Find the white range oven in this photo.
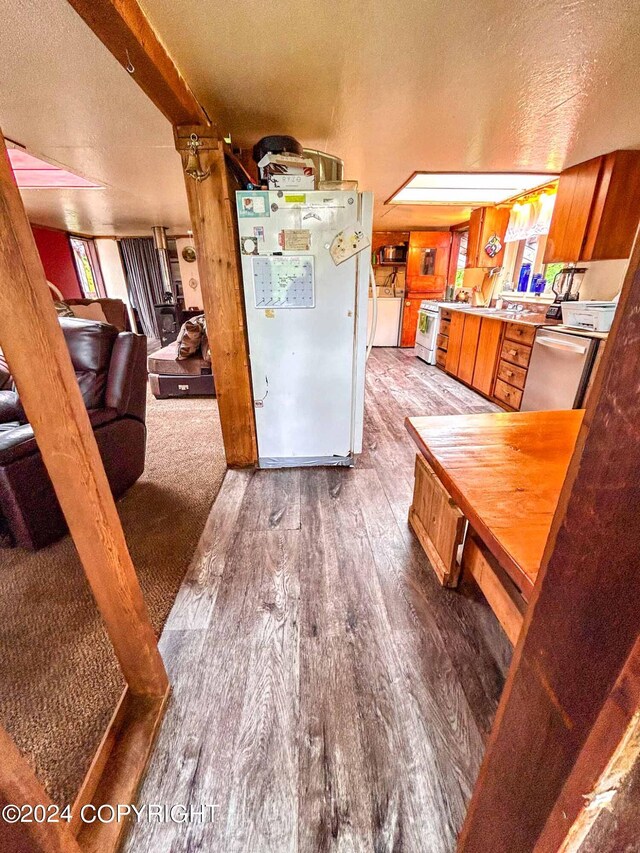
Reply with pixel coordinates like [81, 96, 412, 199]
[415, 301, 446, 364]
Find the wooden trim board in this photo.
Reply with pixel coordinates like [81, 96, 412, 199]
[75, 688, 170, 853]
[462, 532, 525, 646]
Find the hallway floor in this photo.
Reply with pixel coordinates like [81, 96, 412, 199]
[124, 348, 508, 853]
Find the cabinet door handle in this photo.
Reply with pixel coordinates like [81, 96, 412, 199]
[508, 348, 518, 356]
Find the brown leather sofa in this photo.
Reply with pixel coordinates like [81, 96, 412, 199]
[65, 297, 132, 332]
[0, 317, 147, 549]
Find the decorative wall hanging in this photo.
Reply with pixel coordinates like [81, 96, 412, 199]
[184, 134, 210, 182]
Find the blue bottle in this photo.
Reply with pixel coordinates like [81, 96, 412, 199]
[518, 263, 531, 292]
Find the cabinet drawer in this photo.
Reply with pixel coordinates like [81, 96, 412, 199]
[436, 348, 447, 368]
[501, 339, 532, 369]
[439, 317, 451, 336]
[504, 322, 536, 346]
[497, 359, 527, 391]
[440, 309, 452, 321]
[436, 332, 449, 350]
[494, 378, 523, 410]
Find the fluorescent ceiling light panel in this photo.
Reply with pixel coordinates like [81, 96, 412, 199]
[388, 172, 556, 205]
[7, 148, 101, 189]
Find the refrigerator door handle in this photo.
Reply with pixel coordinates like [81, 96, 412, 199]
[536, 337, 589, 355]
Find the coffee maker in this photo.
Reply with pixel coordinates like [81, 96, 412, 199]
[545, 265, 587, 320]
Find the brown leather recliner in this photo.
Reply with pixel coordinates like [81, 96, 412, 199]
[0, 317, 147, 550]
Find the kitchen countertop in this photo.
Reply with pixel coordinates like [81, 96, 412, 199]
[442, 304, 561, 327]
[406, 409, 584, 598]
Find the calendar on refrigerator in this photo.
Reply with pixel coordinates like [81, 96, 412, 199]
[252, 255, 315, 308]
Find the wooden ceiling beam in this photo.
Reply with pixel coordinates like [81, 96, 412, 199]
[66, 0, 210, 127]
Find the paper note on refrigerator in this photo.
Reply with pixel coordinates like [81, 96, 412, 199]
[329, 222, 370, 265]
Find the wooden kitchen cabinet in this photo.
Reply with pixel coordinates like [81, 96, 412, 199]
[472, 317, 503, 396]
[466, 206, 510, 269]
[444, 311, 465, 374]
[406, 231, 451, 295]
[544, 149, 640, 262]
[458, 314, 481, 384]
[400, 292, 432, 347]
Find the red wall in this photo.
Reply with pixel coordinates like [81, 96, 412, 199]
[30, 225, 82, 299]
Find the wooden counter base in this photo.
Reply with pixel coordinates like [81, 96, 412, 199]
[408, 454, 465, 587]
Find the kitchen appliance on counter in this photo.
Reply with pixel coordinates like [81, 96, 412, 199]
[378, 244, 407, 264]
[237, 189, 373, 467]
[561, 300, 617, 332]
[520, 327, 598, 411]
[545, 265, 587, 320]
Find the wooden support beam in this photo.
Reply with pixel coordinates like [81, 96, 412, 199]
[536, 636, 640, 851]
[175, 124, 258, 467]
[0, 725, 81, 853]
[0, 129, 168, 698]
[459, 228, 640, 851]
[66, 0, 209, 126]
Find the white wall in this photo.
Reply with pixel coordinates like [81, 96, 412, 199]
[176, 237, 203, 310]
[95, 238, 137, 330]
[579, 259, 628, 301]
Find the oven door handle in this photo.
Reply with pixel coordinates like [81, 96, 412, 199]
[536, 337, 588, 355]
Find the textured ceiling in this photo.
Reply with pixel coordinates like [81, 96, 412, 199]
[3, 0, 640, 235]
[0, 0, 189, 235]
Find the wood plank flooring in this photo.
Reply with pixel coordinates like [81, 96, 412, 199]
[124, 348, 509, 853]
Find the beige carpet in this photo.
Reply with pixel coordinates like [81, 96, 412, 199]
[0, 389, 226, 805]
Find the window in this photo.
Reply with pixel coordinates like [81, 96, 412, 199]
[70, 236, 105, 298]
[454, 231, 468, 288]
[500, 234, 560, 296]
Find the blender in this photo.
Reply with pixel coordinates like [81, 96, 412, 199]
[545, 264, 587, 320]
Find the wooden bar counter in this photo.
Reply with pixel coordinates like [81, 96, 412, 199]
[406, 410, 583, 640]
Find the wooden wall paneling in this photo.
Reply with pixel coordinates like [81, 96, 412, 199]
[458, 227, 640, 852]
[457, 313, 481, 385]
[174, 125, 258, 467]
[0, 724, 82, 853]
[445, 311, 465, 375]
[472, 317, 502, 396]
[0, 127, 169, 851]
[66, 0, 208, 125]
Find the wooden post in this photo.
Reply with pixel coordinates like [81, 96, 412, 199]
[459, 229, 640, 851]
[174, 124, 258, 467]
[0, 129, 167, 699]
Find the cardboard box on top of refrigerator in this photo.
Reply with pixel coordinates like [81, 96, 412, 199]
[257, 152, 315, 190]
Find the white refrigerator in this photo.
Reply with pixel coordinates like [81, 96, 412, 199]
[236, 189, 373, 468]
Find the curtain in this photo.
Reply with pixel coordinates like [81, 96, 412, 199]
[505, 191, 556, 243]
[119, 238, 165, 337]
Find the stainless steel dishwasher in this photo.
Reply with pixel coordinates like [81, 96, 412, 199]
[520, 328, 598, 411]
